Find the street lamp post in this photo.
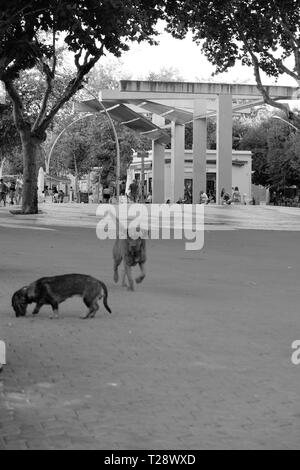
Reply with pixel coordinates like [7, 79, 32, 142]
[45, 88, 121, 204]
[82, 87, 121, 203]
[46, 113, 94, 174]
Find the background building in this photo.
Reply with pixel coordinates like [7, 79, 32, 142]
[129, 149, 252, 203]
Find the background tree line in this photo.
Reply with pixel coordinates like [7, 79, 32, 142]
[2, 61, 300, 192]
[2, 1, 300, 212]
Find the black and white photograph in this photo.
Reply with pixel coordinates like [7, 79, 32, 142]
[0, 0, 300, 452]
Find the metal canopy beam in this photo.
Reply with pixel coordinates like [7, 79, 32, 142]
[74, 99, 171, 145]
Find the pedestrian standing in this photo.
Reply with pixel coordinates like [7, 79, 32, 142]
[129, 178, 139, 203]
[103, 186, 110, 203]
[9, 180, 16, 205]
[0, 179, 8, 207]
[232, 187, 242, 204]
[58, 189, 64, 203]
[52, 186, 58, 203]
[15, 182, 22, 205]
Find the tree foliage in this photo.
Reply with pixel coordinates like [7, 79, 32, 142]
[239, 109, 300, 187]
[87, 58, 132, 91]
[165, 0, 300, 128]
[1, 0, 168, 136]
[146, 66, 184, 82]
[0, 0, 169, 212]
[48, 110, 151, 184]
[239, 118, 271, 186]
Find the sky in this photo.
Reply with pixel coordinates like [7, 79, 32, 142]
[104, 24, 296, 88]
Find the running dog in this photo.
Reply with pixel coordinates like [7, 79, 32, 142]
[113, 235, 146, 291]
[12, 274, 112, 319]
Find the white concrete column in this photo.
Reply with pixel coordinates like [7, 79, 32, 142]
[0, 340, 6, 367]
[152, 115, 165, 204]
[193, 100, 207, 204]
[216, 94, 233, 204]
[171, 122, 185, 203]
[38, 167, 45, 202]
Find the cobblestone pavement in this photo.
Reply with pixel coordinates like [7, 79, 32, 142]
[0, 205, 300, 449]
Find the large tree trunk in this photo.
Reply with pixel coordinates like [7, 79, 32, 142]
[20, 130, 40, 214]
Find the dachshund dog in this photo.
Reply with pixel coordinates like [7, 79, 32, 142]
[12, 274, 111, 319]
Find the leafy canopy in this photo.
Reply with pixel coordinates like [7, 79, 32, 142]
[1, 0, 167, 81]
[0, 0, 168, 140]
[165, 0, 300, 124]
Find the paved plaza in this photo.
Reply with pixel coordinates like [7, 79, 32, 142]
[0, 204, 300, 449]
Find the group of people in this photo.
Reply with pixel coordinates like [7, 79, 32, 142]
[199, 191, 216, 205]
[127, 178, 152, 203]
[270, 191, 300, 208]
[51, 187, 65, 203]
[42, 187, 65, 203]
[221, 187, 244, 205]
[0, 179, 22, 207]
[198, 187, 244, 205]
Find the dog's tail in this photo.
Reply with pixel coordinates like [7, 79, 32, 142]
[101, 282, 112, 314]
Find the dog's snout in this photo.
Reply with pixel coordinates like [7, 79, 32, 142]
[12, 291, 28, 317]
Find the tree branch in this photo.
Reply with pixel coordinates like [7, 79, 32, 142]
[264, 50, 299, 81]
[74, 47, 84, 69]
[228, 8, 298, 123]
[250, 50, 290, 113]
[294, 48, 300, 79]
[2, 78, 28, 132]
[249, 50, 300, 128]
[32, 29, 57, 132]
[32, 62, 54, 132]
[36, 48, 104, 137]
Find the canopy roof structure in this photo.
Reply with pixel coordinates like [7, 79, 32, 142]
[75, 80, 299, 204]
[75, 80, 298, 145]
[74, 98, 171, 145]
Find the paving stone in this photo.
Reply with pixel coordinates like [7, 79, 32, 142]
[1, 206, 300, 449]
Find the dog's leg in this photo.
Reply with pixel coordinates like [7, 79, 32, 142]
[88, 299, 100, 319]
[113, 260, 119, 283]
[122, 269, 128, 288]
[32, 301, 44, 315]
[81, 297, 99, 319]
[49, 302, 59, 319]
[42, 284, 59, 319]
[136, 262, 146, 284]
[124, 264, 134, 291]
[113, 242, 122, 283]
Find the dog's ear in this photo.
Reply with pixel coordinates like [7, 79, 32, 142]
[12, 289, 28, 317]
